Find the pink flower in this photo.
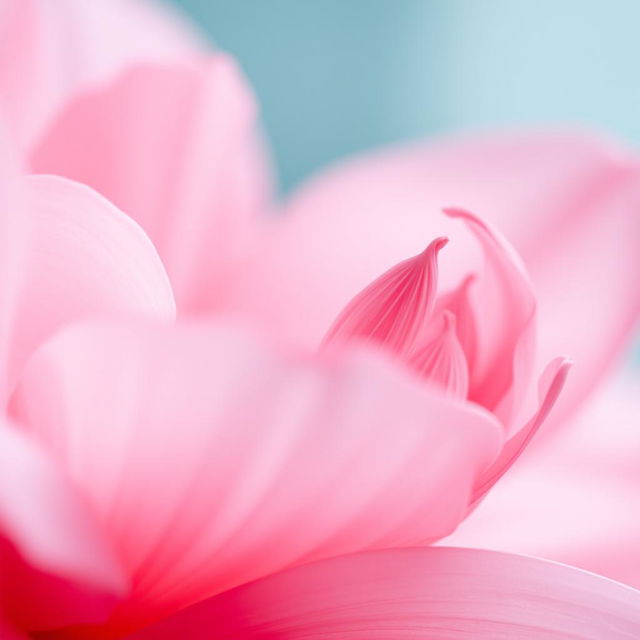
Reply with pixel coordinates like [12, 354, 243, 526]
[23, 53, 640, 432]
[231, 129, 640, 433]
[0, 132, 543, 631]
[0, 1, 639, 638]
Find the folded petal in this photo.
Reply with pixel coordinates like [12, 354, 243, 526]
[443, 207, 536, 426]
[0, 0, 203, 151]
[11, 320, 501, 633]
[129, 547, 640, 639]
[29, 56, 272, 314]
[409, 311, 469, 398]
[324, 237, 447, 356]
[470, 356, 571, 505]
[229, 179, 480, 352]
[233, 130, 640, 430]
[3, 175, 175, 398]
[446, 370, 640, 589]
[0, 422, 126, 632]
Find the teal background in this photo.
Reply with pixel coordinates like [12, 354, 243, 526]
[171, 0, 640, 192]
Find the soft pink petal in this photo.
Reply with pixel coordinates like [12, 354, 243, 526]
[232, 130, 640, 430]
[11, 320, 501, 633]
[4, 175, 175, 398]
[470, 356, 571, 505]
[409, 311, 469, 398]
[0, 422, 127, 632]
[0, 124, 23, 397]
[443, 207, 537, 427]
[0, 0, 204, 152]
[446, 370, 640, 589]
[324, 237, 447, 356]
[431, 274, 478, 368]
[29, 56, 272, 314]
[130, 547, 640, 639]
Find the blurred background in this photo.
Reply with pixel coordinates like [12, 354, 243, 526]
[171, 0, 640, 192]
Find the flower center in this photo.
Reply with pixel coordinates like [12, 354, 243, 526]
[324, 237, 476, 399]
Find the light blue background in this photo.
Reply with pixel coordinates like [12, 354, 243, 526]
[172, 0, 640, 191]
[172, 0, 639, 361]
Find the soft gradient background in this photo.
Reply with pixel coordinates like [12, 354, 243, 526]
[171, 0, 640, 192]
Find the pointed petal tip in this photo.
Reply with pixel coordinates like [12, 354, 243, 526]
[417, 235, 448, 263]
[559, 357, 574, 374]
[462, 272, 478, 288]
[442, 206, 466, 216]
[429, 235, 449, 252]
[443, 206, 490, 231]
[442, 205, 473, 219]
[559, 356, 574, 369]
[324, 235, 448, 355]
[540, 356, 573, 404]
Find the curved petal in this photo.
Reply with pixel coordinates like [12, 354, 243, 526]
[0, 0, 204, 152]
[11, 320, 501, 633]
[29, 56, 272, 314]
[129, 547, 640, 639]
[0, 124, 23, 397]
[323, 237, 447, 356]
[470, 356, 571, 505]
[410, 311, 470, 399]
[3, 174, 175, 399]
[232, 130, 640, 430]
[443, 207, 537, 426]
[446, 370, 640, 590]
[0, 422, 127, 632]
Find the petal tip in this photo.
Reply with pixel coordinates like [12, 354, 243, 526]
[442, 206, 488, 230]
[419, 235, 448, 261]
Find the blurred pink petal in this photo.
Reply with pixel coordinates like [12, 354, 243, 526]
[3, 175, 175, 398]
[470, 356, 571, 505]
[0, 0, 203, 151]
[232, 130, 640, 431]
[129, 547, 640, 639]
[29, 56, 271, 314]
[444, 370, 640, 589]
[0, 422, 127, 633]
[11, 320, 501, 632]
[0, 124, 24, 396]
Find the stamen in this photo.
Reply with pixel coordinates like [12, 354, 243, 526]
[324, 237, 447, 356]
[409, 311, 469, 399]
